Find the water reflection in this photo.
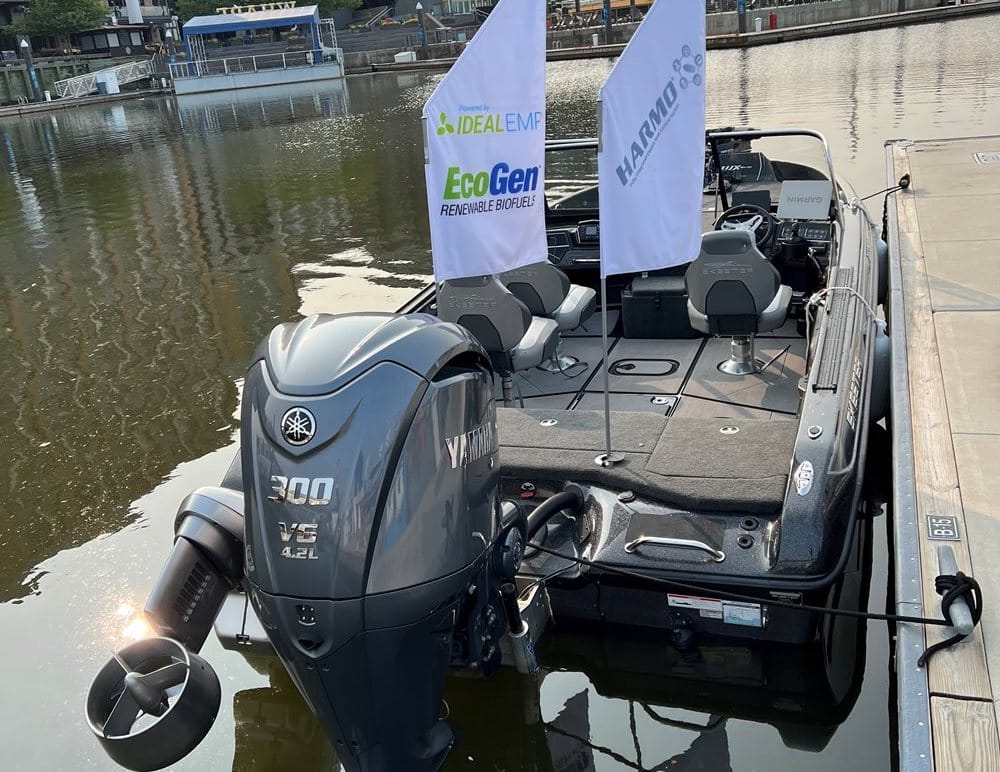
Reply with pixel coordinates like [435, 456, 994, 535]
[438, 614, 868, 771]
[0, 75, 433, 604]
[0, 14, 998, 772]
[231, 658, 340, 772]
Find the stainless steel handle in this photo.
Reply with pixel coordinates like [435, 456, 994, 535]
[624, 536, 726, 563]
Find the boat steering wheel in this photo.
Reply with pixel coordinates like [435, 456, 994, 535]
[714, 204, 778, 252]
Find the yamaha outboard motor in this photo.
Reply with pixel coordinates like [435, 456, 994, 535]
[87, 313, 526, 772]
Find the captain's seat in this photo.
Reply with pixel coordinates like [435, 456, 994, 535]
[685, 230, 792, 376]
[438, 276, 559, 404]
[499, 261, 596, 372]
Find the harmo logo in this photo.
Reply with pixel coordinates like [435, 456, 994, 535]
[616, 44, 704, 187]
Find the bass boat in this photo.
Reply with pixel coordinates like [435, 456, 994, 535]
[84, 128, 891, 772]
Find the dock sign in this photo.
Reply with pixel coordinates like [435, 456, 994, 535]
[927, 515, 961, 541]
[423, 0, 547, 281]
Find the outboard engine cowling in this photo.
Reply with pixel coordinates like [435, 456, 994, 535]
[241, 312, 506, 772]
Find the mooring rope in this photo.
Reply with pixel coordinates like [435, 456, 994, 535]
[916, 572, 983, 668]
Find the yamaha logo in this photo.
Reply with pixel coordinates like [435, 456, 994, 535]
[281, 407, 316, 446]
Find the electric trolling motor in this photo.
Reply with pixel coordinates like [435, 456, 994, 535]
[85, 312, 531, 772]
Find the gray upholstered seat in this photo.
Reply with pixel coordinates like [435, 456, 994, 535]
[685, 230, 792, 375]
[438, 276, 559, 402]
[499, 262, 597, 332]
[498, 262, 596, 372]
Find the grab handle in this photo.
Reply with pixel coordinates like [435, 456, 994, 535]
[623, 536, 726, 563]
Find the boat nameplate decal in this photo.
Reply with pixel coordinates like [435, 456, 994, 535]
[722, 601, 763, 628]
[793, 460, 814, 496]
[926, 515, 960, 541]
[668, 594, 762, 627]
[845, 355, 864, 430]
[973, 151, 1000, 165]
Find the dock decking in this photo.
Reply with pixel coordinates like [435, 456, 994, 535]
[887, 136, 1000, 771]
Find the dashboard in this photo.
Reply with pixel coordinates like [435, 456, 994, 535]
[547, 217, 835, 273]
[546, 222, 601, 269]
[776, 220, 833, 249]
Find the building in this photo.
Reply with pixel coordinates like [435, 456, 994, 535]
[0, 0, 26, 54]
[72, 1, 176, 57]
[1, 0, 176, 57]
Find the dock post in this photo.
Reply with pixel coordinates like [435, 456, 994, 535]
[937, 545, 974, 637]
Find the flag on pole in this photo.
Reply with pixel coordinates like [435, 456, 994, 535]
[598, 0, 706, 277]
[423, 0, 547, 281]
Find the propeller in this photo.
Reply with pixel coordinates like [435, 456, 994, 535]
[86, 637, 221, 772]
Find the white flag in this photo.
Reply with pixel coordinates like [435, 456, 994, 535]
[423, 0, 547, 281]
[598, 0, 706, 277]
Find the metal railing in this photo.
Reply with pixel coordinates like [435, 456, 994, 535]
[169, 48, 340, 80]
[53, 58, 152, 98]
[365, 7, 392, 28]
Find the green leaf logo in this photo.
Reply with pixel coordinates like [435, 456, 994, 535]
[437, 112, 454, 136]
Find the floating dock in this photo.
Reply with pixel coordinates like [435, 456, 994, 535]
[886, 136, 1000, 770]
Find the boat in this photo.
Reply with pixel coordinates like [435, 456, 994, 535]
[82, 0, 897, 768]
[83, 126, 890, 772]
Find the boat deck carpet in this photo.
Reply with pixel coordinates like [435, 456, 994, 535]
[497, 408, 796, 514]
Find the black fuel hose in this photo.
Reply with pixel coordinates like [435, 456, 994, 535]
[525, 485, 585, 542]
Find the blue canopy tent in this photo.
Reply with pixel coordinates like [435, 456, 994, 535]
[181, 5, 323, 67]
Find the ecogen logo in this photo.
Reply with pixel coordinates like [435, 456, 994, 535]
[443, 162, 539, 199]
[438, 161, 540, 217]
[435, 104, 543, 137]
[615, 45, 704, 187]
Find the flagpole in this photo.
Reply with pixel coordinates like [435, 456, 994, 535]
[595, 103, 623, 469]
[595, 275, 623, 468]
[422, 113, 441, 310]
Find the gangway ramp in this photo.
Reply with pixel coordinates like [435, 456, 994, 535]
[53, 59, 153, 99]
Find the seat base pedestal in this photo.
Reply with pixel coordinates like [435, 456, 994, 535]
[501, 371, 515, 407]
[717, 335, 789, 377]
[537, 339, 587, 374]
[718, 335, 763, 376]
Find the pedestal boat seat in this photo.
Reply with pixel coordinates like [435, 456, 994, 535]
[685, 230, 793, 375]
[499, 261, 597, 372]
[438, 275, 559, 403]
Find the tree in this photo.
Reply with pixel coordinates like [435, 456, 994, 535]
[7, 0, 107, 39]
[313, 0, 363, 16]
[175, 0, 222, 24]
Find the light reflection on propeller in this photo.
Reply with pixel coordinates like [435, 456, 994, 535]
[114, 600, 156, 643]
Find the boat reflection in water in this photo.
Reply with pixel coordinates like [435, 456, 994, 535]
[224, 510, 868, 772]
[230, 657, 340, 772]
[442, 571, 868, 771]
[174, 79, 351, 136]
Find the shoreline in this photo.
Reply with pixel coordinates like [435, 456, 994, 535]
[0, 86, 170, 118]
[1, 1, 995, 115]
[358, 0, 1000, 74]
